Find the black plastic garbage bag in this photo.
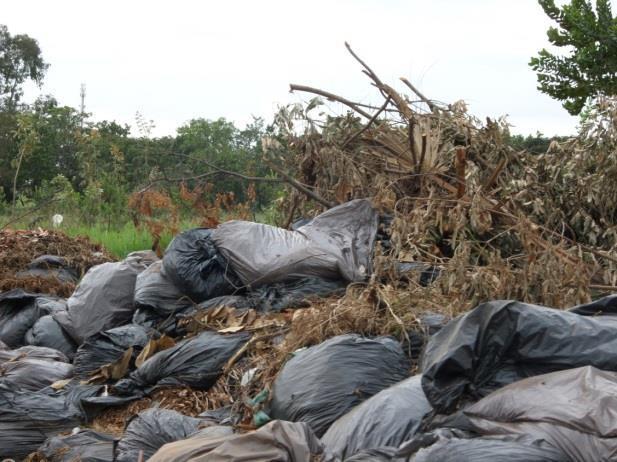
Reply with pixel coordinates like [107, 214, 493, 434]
[73, 324, 150, 380]
[36, 429, 116, 462]
[0, 345, 68, 363]
[16, 255, 79, 283]
[59, 254, 153, 344]
[269, 334, 410, 437]
[162, 228, 242, 303]
[409, 436, 566, 462]
[115, 408, 204, 462]
[115, 331, 250, 393]
[0, 289, 41, 347]
[134, 260, 194, 315]
[0, 384, 83, 459]
[61, 381, 143, 422]
[322, 375, 432, 460]
[25, 314, 77, 359]
[421, 300, 617, 412]
[197, 295, 255, 311]
[0, 357, 73, 391]
[149, 420, 325, 462]
[212, 199, 379, 287]
[460, 366, 617, 462]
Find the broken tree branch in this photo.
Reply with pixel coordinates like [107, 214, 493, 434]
[289, 84, 372, 119]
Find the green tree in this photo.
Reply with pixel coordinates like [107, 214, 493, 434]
[530, 0, 617, 115]
[0, 24, 48, 111]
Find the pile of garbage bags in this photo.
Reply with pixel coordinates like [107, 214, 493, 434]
[4, 198, 617, 461]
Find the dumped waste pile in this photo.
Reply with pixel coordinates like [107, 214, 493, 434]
[3, 46, 617, 461]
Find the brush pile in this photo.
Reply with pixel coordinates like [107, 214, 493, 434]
[265, 44, 617, 316]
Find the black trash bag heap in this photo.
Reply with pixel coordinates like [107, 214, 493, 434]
[269, 334, 409, 437]
[148, 420, 324, 462]
[421, 299, 617, 412]
[114, 330, 250, 394]
[35, 429, 116, 462]
[162, 228, 243, 303]
[322, 375, 432, 460]
[56, 251, 156, 344]
[73, 324, 151, 380]
[115, 408, 205, 462]
[212, 199, 378, 287]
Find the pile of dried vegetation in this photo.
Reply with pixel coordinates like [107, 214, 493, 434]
[0, 228, 112, 297]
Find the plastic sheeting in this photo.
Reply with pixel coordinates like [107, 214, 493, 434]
[36, 429, 116, 462]
[462, 366, 617, 462]
[115, 408, 203, 462]
[162, 228, 242, 303]
[212, 199, 379, 287]
[421, 299, 617, 412]
[114, 330, 250, 393]
[269, 334, 409, 437]
[149, 420, 325, 462]
[59, 254, 153, 344]
[73, 324, 150, 379]
[322, 375, 432, 460]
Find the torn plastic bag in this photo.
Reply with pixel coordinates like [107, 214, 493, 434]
[162, 228, 242, 303]
[35, 429, 116, 462]
[0, 384, 83, 459]
[73, 324, 150, 380]
[25, 314, 77, 359]
[149, 420, 325, 462]
[134, 260, 194, 316]
[269, 334, 409, 437]
[59, 255, 152, 344]
[322, 375, 432, 460]
[461, 366, 617, 462]
[115, 408, 204, 462]
[421, 300, 617, 412]
[212, 199, 379, 287]
[16, 255, 79, 283]
[114, 331, 250, 394]
[0, 289, 41, 347]
[0, 345, 68, 363]
[0, 357, 73, 391]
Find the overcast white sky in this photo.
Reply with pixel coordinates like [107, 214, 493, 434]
[3, 0, 593, 136]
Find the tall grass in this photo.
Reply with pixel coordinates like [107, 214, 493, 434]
[63, 222, 172, 259]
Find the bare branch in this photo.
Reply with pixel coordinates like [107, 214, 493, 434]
[290, 84, 372, 119]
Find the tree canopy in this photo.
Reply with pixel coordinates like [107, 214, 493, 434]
[530, 0, 617, 115]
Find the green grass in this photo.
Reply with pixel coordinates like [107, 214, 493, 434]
[63, 222, 172, 259]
